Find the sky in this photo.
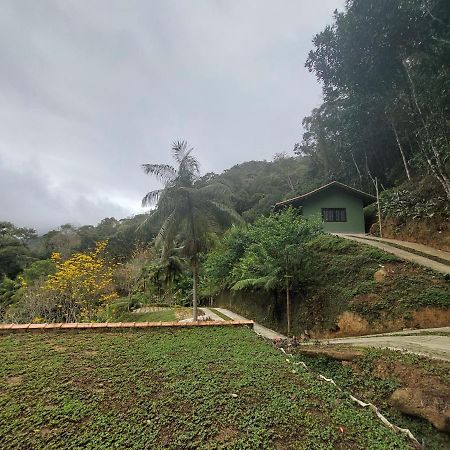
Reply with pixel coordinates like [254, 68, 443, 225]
[0, 0, 343, 233]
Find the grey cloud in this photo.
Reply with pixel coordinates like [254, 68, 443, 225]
[0, 156, 130, 233]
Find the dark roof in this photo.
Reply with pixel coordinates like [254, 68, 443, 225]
[274, 181, 376, 210]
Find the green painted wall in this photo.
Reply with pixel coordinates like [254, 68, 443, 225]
[300, 188, 365, 233]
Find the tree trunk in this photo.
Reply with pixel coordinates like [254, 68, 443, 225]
[390, 119, 411, 181]
[350, 151, 363, 184]
[192, 260, 199, 321]
[375, 177, 383, 238]
[403, 61, 450, 199]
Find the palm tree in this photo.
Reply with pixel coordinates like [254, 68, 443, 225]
[141, 140, 241, 320]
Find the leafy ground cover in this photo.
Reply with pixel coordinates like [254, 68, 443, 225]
[294, 346, 450, 450]
[0, 328, 412, 449]
[116, 308, 178, 322]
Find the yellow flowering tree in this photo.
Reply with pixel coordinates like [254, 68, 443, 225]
[44, 241, 118, 321]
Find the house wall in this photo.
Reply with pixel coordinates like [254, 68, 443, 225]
[301, 189, 365, 233]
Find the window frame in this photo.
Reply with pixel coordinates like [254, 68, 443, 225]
[321, 208, 347, 223]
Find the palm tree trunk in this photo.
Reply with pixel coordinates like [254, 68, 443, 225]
[192, 260, 199, 321]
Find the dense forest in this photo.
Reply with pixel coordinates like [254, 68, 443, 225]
[298, 0, 450, 199]
[1, 0, 449, 324]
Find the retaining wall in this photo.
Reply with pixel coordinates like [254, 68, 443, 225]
[0, 320, 254, 333]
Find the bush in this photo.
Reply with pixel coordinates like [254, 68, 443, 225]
[0, 276, 19, 320]
[5, 280, 62, 323]
[203, 209, 323, 295]
[380, 179, 450, 224]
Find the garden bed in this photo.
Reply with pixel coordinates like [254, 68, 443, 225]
[0, 328, 412, 449]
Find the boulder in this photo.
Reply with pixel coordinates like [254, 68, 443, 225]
[390, 387, 450, 432]
[374, 267, 387, 282]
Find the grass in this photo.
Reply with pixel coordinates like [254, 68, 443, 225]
[0, 328, 411, 449]
[293, 346, 450, 450]
[114, 307, 194, 323]
[116, 309, 177, 322]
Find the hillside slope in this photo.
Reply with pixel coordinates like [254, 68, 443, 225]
[213, 235, 450, 337]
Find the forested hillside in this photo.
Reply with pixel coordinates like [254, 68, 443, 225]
[297, 0, 450, 199]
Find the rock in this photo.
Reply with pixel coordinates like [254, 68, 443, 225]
[390, 388, 450, 432]
[374, 267, 387, 282]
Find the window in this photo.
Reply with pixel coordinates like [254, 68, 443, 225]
[321, 208, 347, 222]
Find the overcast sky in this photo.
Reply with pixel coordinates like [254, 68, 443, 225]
[0, 0, 343, 233]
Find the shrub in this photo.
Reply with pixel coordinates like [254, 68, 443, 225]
[8, 241, 118, 323]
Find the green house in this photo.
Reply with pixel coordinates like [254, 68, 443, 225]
[274, 181, 376, 234]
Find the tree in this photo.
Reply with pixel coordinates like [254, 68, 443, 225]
[230, 209, 323, 335]
[203, 209, 323, 334]
[0, 276, 19, 320]
[141, 140, 241, 320]
[0, 222, 36, 279]
[40, 224, 81, 259]
[43, 241, 118, 321]
[301, 0, 450, 198]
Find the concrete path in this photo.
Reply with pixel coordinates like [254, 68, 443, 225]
[337, 234, 450, 275]
[324, 333, 450, 361]
[215, 308, 287, 340]
[200, 307, 226, 322]
[211, 307, 450, 360]
[333, 326, 450, 337]
[351, 235, 450, 263]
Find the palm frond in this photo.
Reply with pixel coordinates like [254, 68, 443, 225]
[197, 182, 232, 200]
[208, 201, 244, 225]
[137, 195, 175, 231]
[141, 163, 176, 184]
[231, 275, 273, 291]
[263, 275, 279, 290]
[141, 189, 162, 207]
[135, 210, 157, 232]
[181, 151, 200, 176]
[172, 140, 190, 163]
[155, 211, 176, 251]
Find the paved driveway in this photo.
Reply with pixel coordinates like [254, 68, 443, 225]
[324, 329, 450, 361]
[213, 308, 287, 340]
[337, 234, 450, 275]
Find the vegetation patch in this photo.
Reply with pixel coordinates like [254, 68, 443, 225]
[292, 346, 450, 450]
[114, 308, 178, 323]
[210, 234, 450, 336]
[0, 328, 412, 449]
